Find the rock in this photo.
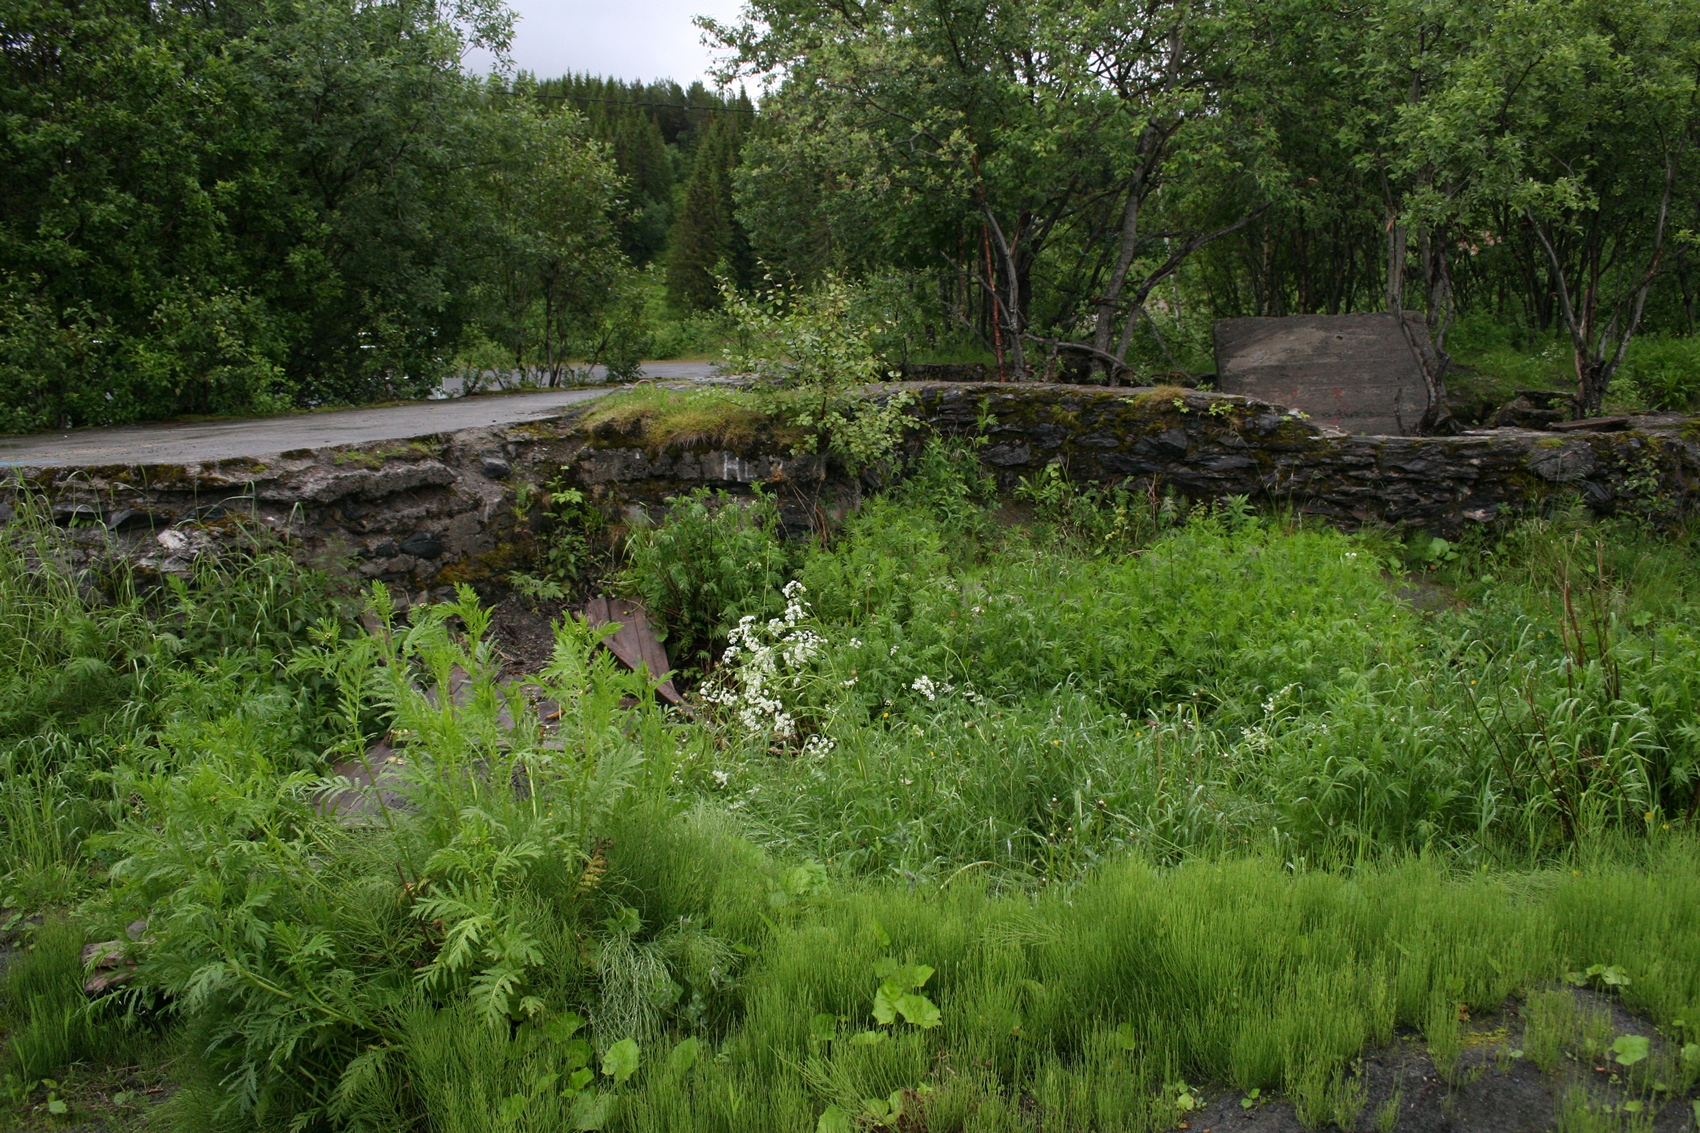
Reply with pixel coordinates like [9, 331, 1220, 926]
[1527, 443, 1598, 483]
[1491, 389, 1572, 429]
[982, 442, 1032, 466]
[52, 502, 102, 526]
[480, 453, 512, 479]
[105, 508, 156, 531]
[399, 530, 445, 559]
[1134, 427, 1190, 458]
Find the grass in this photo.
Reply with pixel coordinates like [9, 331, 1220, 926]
[4, 451, 1700, 1130]
[576, 385, 793, 451]
[1447, 316, 1700, 414]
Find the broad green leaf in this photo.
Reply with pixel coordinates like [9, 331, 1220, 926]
[602, 1037, 640, 1083]
[872, 980, 901, 1025]
[900, 964, 934, 991]
[895, 991, 942, 1029]
[1611, 1034, 1650, 1066]
[817, 1104, 852, 1133]
[1113, 1022, 1138, 1051]
[571, 1090, 615, 1131]
[668, 1037, 701, 1074]
[548, 1013, 587, 1043]
[809, 1012, 839, 1042]
[559, 1038, 592, 1071]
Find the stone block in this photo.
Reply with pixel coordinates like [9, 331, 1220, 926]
[1213, 313, 1431, 435]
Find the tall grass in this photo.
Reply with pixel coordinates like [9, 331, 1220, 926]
[0, 496, 345, 909]
[689, 487, 1700, 877]
[612, 847, 1700, 1132]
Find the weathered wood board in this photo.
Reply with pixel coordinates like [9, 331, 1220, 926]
[585, 595, 683, 705]
[1213, 313, 1432, 436]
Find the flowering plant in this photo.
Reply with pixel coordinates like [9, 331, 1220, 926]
[702, 581, 836, 750]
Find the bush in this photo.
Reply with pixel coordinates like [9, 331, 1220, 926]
[1616, 334, 1700, 410]
[617, 489, 793, 674]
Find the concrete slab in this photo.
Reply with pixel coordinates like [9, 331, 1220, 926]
[1213, 313, 1432, 435]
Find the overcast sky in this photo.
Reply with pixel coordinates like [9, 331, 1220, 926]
[490, 0, 749, 87]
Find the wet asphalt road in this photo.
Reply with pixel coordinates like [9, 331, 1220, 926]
[0, 362, 721, 467]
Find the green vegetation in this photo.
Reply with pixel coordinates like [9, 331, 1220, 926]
[12, 0, 1700, 433]
[4, 451, 1700, 1128]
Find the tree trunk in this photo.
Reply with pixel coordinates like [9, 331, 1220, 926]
[1415, 226, 1457, 434]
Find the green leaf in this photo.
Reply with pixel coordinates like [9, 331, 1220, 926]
[900, 963, 934, 991]
[547, 1012, 587, 1043]
[47, 1097, 68, 1116]
[872, 979, 900, 1025]
[604, 906, 641, 935]
[601, 1038, 640, 1084]
[816, 1104, 853, 1133]
[570, 1090, 616, 1131]
[668, 1037, 701, 1075]
[560, 1038, 593, 1071]
[894, 991, 942, 1029]
[849, 1029, 888, 1045]
[809, 1012, 839, 1042]
[1113, 1022, 1138, 1052]
[1611, 1034, 1650, 1066]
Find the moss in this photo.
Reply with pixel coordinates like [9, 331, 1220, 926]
[105, 464, 194, 489]
[1123, 385, 1196, 409]
[436, 540, 532, 587]
[331, 440, 441, 470]
[578, 386, 807, 454]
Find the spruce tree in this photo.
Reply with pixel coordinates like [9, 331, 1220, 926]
[612, 111, 673, 263]
[665, 113, 750, 311]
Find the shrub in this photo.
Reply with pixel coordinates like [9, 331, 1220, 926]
[618, 489, 793, 674]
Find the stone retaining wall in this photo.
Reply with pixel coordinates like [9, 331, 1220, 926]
[918, 383, 1700, 530]
[4, 383, 1696, 596]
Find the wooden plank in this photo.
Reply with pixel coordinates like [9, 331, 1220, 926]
[585, 595, 682, 704]
[1549, 416, 1630, 433]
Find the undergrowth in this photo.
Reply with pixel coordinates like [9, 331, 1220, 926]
[3, 451, 1700, 1130]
